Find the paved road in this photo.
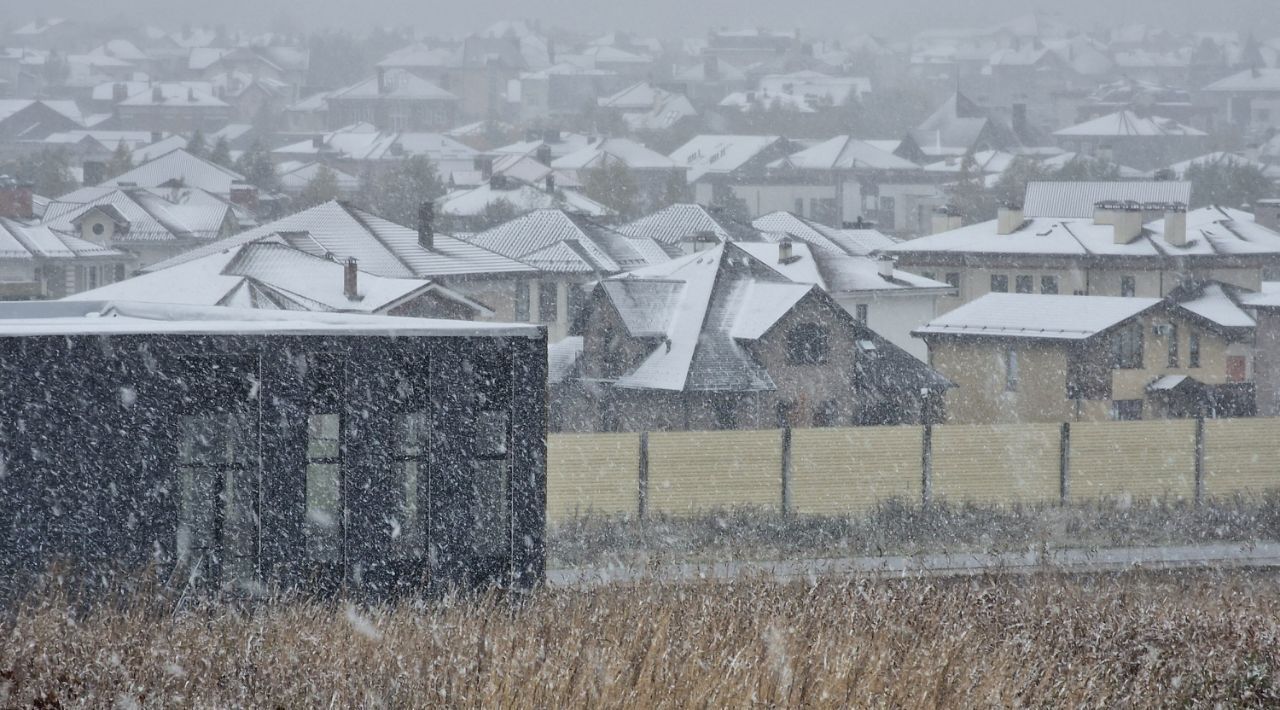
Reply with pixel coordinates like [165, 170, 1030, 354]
[547, 541, 1280, 587]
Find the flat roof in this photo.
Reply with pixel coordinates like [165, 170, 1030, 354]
[0, 301, 544, 338]
[914, 293, 1161, 340]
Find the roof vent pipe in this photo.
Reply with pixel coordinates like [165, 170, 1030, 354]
[876, 254, 895, 279]
[344, 257, 358, 299]
[418, 201, 435, 250]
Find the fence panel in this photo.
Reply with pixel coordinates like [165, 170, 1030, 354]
[790, 426, 923, 514]
[647, 430, 783, 514]
[1204, 417, 1280, 498]
[1068, 420, 1196, 502]
[932, 423, 1061, 505]
[546, 433, 640, 523]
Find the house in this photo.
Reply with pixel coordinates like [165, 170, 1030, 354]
[597, 82, 698, 132]
[671, 56, 750, 106]
[324, 69, 458, 131]
[915, 290, 1257, 424]
[41, 186, 244, 269]
[887, 187, 1280, 314]
[100, 149, 248, 198]
[67, 239, 489, 320]
[751, 211, 953, 360]
[113, 83, 234, 134]
[1052, 110, 1210, 171]
[438, 174, 613, 230]
[552, 240, 948, 432]
[517, 63, 619, 123]
[276, 161, 361, 199]
[1204, 68, 1280, 136]
[376, 43, 455, 85]
[270, 124, 479, 179]
[0, 100, 83, 145]
[1245, 285, 1280, 416]
[462, 208, 670, 340]
[0, 181, 130, 298]
[750, 135, 943, 236]
[140, 200, 537, 326]
[895, 91, 1047, 162]
[668, 134, 798, 207]
[616, 202, 768, 255]
[0, 300, 546, 599]
[551, 138, 684, 212]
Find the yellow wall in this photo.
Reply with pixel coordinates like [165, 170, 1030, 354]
[647, 430, 784, 514]
[1068, 420, 1196, 502]
[546, 433, 640, 522]
[931, 423, 1062, 504]
[1203, 418, 1280, 497]
[789, 426, 923, 514]
[933, 340, 1076, 424]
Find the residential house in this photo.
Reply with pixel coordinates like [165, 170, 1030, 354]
[915, 289, 1257, 424]
[551, 138, 684, 213]
[887, 193, 1280, 315]
[1052, 110, 1210, 171]
[517, 63, 619, 123]
[894, 91, 1048, 163]
[376, 43, 455, 85]
[1204, 68, 1280, 137]
[100, 149, 248, 199]
[462, 208, 670, 340]
[438, 174, 614, 231]
[113, 83, 234, 134]
[668, 134, 798, 207]
[671, 56, 750, 106]
[271, 123, 479, 180]
[1245, 285, 1280, 416]
[324, 69, 458, 131]
[616, 202, 768, 255]
[596, 81, 698, 132]
[752, 210, 953, 360]
[552, 240, 948, 432]
[0, 100, 83, 148]
[41, 186, 243, 269]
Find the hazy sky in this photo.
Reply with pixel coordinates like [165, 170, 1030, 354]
[20, 0, 1280, 38]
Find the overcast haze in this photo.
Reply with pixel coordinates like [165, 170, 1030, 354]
[25, 0, 1280, 36]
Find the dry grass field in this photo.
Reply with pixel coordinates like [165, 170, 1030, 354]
[3, 570, 1279, 707]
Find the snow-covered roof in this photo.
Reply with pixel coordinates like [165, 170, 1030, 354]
[1171, 281, 1256, 329]
[551, 138, 676, 170]
[115, 83, 228, 108]
[1023, 181, 1192, 218]
[548, 335, 583, 384]
[273, 125, 477, 164]
[668, 135, 785, 182]
[328, 69, 456, 102]
[0, 217, 124, 260]
[439, 180, 612, 218]
[1163, 152, 1280, 179]
[1053, 110, 1206, 137]
[617, 203, 766, 245]
[143, 200, 534, 279]
[377, 43, 456, 69]
[915, 293, 1161, 340]
[771, 135, 919, 171]
[0, 300, 535, 338]
[751, 211, 898, 256]
[102, 149, 245, 196]
[1204, 68, 1280, 93]
[42, 188, 233, 243]
[465, 209, 668, 273]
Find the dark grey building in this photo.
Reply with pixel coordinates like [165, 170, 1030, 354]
[0, 301, 546, 602]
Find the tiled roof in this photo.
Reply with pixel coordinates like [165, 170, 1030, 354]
[617, 203, 766, 245]
[103, 149, 245, 195]
[465, 209, 668, 274]
[42, 189, 232, 243]
[0, 217, 124, 260]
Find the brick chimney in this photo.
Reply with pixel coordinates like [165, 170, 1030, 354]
[229, 181, 259, 211]
[418, 201, 435, 250]
[344, 257, 359, 299]
[0, 178, 34, 219]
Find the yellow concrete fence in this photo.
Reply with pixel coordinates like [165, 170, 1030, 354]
[545, 418, 1280, 524]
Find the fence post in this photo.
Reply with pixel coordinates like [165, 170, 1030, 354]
[780, 427, 793, 515]
[1194, 417, 1205, 506]
[1059, 422, 1071, 505]
[637, 431, 649, 519]
[921, 424, 933, 507]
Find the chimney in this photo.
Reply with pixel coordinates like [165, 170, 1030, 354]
[996, 202, 1024, 235]
[418, 201, 435, 250]
[229, 181, 259, 211]
[0, 178, 34, 219]
[112, 82, 128, 103]
[344, 257, 359, 299]
[545, 173, 556, 194]
[475, 154, 494, 179]
[703, 54, 719, 80]
[931, 205, 963, 234]
[1163, 202, 1188, 247]
[1255, 198, 1280, 232]
[377, 67, 388, 95]
[777, 238, 793, 262]
[1096, 201, 1144, 244]
[876, 254, 895, 279]
[535, 143, 553, 165]
[150, 131, 162, 145]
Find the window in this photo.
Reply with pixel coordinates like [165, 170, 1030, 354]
[514, 281, 530, 321]
[1112, 400, 1144, 421]
[471, 409, 511, 557]
[391, 412, 429, 557]
[1040, 275, 1058, 294]
[1189, 331, 1200, 368]
[1111, 322, 1144, 369]
[1015, 275, 1033, 293]
[1227, 356, 1247, 383]
[945, 272, 961, 289]
[175, 410, 255, 586]
[1005, 348, 1019, 392]
[855, 304, 868, 324]
[91, 222, 105, 236]
[88, 267, 98, 290]
[1120, 275, 1136, 297]
[786, 323, 830, 365]
[990, 274, 1009, 293]
[306, 412, 342, 562]
[538, 281, 558, 322]
[1166, 323, 1179, 368]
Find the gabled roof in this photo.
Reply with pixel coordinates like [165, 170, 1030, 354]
[1023, 181, 1192, 218]
[66, 240, 474, 315]
[102, 149, 245, 196]
[465, 209, 668, 274]
[42, 188, 234, 243]
[668, 134, 787, 181]
[376, 43, 456, 69]
[551, 138, 677, 170]
[617, 203, 767, 245]
[908, 91, 1019, 157]
[1053, 110, 1206, 137]
[915, 293, 1162, 340]
[438, 180, 613, 218]
[751, 211, 898, 256]
[0, 217, 124, 260]
[329, 69, 456, 101]
[142, 201, 534, 279]
[771, 135, 919, 171]
[1167, 280, 1256, 330]
[1204, 68, 1280, 92]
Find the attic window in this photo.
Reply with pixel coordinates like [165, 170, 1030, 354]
[92, 223, 105, 236]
